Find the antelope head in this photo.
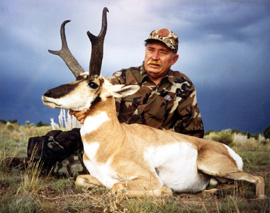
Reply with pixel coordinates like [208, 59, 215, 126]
[42, 7, 139, 112]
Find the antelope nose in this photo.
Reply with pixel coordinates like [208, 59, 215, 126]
[44, 91, 51, 96]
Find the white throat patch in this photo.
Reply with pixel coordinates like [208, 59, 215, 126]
[80, 111, 110, 137]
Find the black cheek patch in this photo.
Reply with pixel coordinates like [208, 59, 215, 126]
[91, 96, 101, 106]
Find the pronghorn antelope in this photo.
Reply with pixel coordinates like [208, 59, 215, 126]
[42, 8, 265, 198]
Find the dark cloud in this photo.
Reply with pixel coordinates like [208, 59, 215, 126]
[151, 1, 270, 45]
[197, 79, 270, 132]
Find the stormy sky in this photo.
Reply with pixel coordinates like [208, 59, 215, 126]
[0, 0, 269, 133]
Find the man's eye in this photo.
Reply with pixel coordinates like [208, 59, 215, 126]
[88, 81, 98, 89]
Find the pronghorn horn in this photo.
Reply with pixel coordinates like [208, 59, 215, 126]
[48, 20, 85, 79]
[87, 7, 109, 77]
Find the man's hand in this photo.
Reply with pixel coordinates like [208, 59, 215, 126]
[69, 109, 88, 124]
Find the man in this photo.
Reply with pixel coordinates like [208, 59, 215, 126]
[8, 28, 204, 176]
[71, 28, 203, 137]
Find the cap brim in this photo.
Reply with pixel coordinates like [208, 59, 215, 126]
[145, 39, 176, 52]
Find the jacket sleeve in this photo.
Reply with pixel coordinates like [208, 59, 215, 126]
[108, 70, 126, 84]
[174, 88, 204, 138]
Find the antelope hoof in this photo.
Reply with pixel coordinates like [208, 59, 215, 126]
[160, 186, 173, 196]
[257, 195, 266, 200]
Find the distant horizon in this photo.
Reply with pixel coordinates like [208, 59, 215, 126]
[1, 114, 269, 134]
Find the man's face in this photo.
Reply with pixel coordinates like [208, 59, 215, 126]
[144, 42, 179, 84]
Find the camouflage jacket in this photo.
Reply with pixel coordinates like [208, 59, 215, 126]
[109, 64, 204, 138]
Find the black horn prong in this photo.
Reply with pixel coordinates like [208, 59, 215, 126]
[88, 7, 109, 77]
[48, 20, 85, 79]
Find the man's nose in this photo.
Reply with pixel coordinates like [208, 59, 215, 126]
[151, 51, 160, 60]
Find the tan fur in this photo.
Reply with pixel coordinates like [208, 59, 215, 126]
[79, 93, 265, 198]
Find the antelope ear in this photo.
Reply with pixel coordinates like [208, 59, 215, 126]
[111, 84, 140, 98]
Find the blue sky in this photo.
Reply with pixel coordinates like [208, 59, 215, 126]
[0, 0, 269, 133]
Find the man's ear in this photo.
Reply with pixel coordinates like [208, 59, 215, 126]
[111, 85, 140, 98]
[172, 54, 179, 65]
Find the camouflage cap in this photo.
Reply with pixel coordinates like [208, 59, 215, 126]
[145, 29, 179, 53]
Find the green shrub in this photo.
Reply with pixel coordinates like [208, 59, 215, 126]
[210, 131, 233, 145]
[204, 130, 216, 136]
[264, 125, 270, 139]
[36, 121, 49, 127]
[0, 119, 7, 124]
[6, 123, 16, 131]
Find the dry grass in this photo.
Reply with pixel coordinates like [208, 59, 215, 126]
[0, 124, 269, 212]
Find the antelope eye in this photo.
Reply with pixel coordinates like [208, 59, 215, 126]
[88, 81, 98, 89]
